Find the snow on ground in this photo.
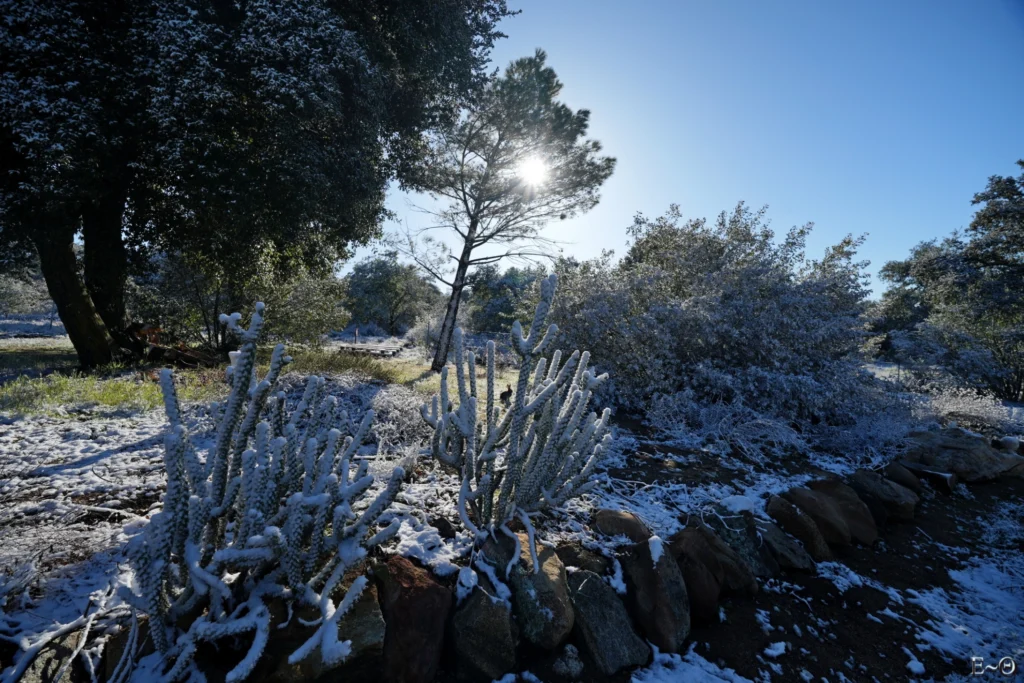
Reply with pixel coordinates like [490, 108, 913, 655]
[631, 645, 752, 682]
[906, 500, 1024, 667]
[2, 369, 1023, 681]
[0, 315, 65, 338]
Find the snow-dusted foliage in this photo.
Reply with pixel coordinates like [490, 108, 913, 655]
[371, 385, 436, 452]
[120, 304, 404, 682]
[549, 204, 912, 462]
[421, 274, 612, 558]
[552, 206, 888, 446]
[876, 161, 1024, 402]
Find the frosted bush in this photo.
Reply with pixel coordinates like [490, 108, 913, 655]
[421, 274, 612, 562]
[553, 205, 879, 427]
[119, 304, 405, 682]
[916, 386, 1023, 433]
[406, 297, 472, 353]
[371, 384, 436, 451]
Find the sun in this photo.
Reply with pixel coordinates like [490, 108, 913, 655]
[516, 156, 548, 187]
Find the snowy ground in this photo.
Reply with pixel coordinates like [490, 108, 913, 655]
[1, 370, 1022, 682]
[0, 315, 65, 339]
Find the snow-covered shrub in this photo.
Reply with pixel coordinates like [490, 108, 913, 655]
[421, 274, 612, 560]
[344, 252, 440, 336]
[877, 163, 1024, 402]
[371, 384, 436, 451]
[915, 385, 1023, 434]
[120, 304, 404, 682]
[406, 296, 473, 352]
[129, 252, 348, 351]
[553, 205, 875, 420]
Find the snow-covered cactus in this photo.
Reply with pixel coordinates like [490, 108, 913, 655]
[422, 274, 612, 562]
[120, 304, 404, 683]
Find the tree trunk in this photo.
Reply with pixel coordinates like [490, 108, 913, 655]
[82, 184, 141, 355]
[33, 226, 116, 369]
[431, 220, 477, 372]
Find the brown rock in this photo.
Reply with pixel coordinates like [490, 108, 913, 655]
[375, 556, 452, 683]
[451, 583, 518, 682]
[807, 479, 878, 546]
[884, 462, 922, 493]
[260, 581, 386, 683]
[905, 428, 1022, 482]
[567, 571, 651, 675]
[593, 509, 652, 542]
[899, 461, 959, 493]
[24, 631, 86, 683]
[703, 509, 779, 579]
[103, 620, 154, 682]
[508, 534, 574, 650]
[765, 495, 832, 562]
[555, 543, 610, 576]
[847, 470, 919, 522]
[992, 436, 1020, 454]
[781, 487, 851, 547]
[755, 520, 815, 572]
[620, 538, 691, 652]
[675, 550, 721, 623]
[669, 526, 756, 596]
[429, 515, 457, 540]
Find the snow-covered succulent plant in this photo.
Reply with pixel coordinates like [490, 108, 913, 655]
[422, 274, 612, 563]
[119, 304, 404, 683]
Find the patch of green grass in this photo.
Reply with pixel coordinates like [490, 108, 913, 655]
[0, 368, 227, 415]
[256, 348, 400, 384]
[396, 360, 519, 398]
[0, 342, 79, 373]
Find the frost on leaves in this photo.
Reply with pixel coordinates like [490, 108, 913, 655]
[422, 274, 612, 566]
[120, 303, 404, 682]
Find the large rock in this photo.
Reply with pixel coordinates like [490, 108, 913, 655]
[904, 428, 1023, 482]
[781, 487, 851, 547]
[884, 462, 922, 493]
[668, 526, 756, 596]
[21, 632, 85, 683]
[555, 543, 610, 576]
[620, 537, 691, 651]
[567, 571, 650, 676]
[593, 509, 652, 542]
[375, 556, 452, 683]
[674, 548, 721, 624]
[807, 479, 878, 546]
[451, 582, 518, 682]
[103, 620, 154, 682]
[507, 534, 574, 650]
[765, 495, 832, 562]
[260, 580, 386, 683]
[899, 461, 958, 493]
[755, 520, 815, 573]
[702, 508, 779, 579]
[992, 435, 1020, 453]
[848, 470, 919, 522]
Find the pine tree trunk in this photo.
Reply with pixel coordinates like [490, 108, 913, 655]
[33, 226, 116, 369]
[430, 220, 477, 372]
[82, 184, 141, 355]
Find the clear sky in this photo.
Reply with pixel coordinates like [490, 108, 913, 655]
[355, 0, 1024, 295]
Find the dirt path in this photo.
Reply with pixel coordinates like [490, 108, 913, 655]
[691, 477, 1024, 681]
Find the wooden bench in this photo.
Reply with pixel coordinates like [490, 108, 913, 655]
[333, 341, 408, 357]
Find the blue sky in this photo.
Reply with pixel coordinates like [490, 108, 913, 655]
[358, 0, 1024, 295]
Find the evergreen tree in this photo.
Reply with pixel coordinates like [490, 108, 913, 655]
[398, 50, 615, 371]
[0, 0, 512, 367]
[345, 252, 440, 335]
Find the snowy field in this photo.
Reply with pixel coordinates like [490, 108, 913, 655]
[0, 315, 65, 339]
[1, 365, 1022, 682]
